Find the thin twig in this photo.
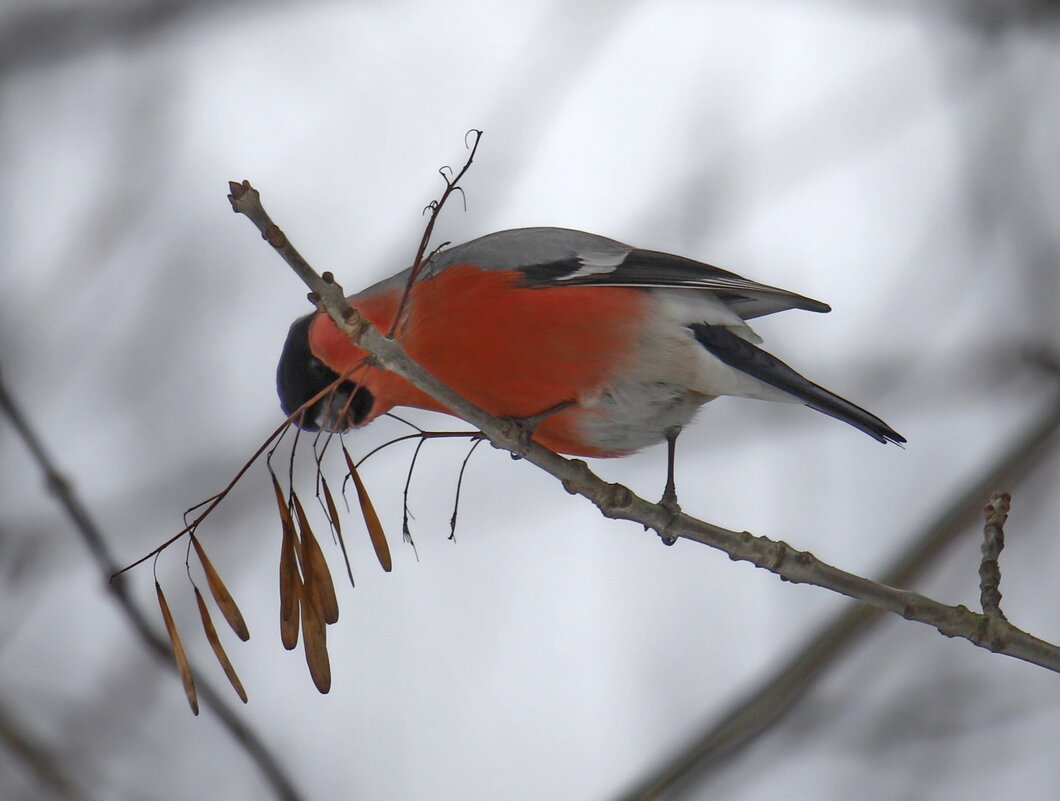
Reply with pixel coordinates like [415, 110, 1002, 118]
[227, 178, 1060, 675]
[980, 491, 1011, 620]
[0, 365, 307, 801]
[389, 129, 483, 336]
[450, 437, 485, 540]
[113, 418, 291, 577]
[401, 436, 428, 550]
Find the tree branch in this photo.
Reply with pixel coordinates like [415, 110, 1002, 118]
[227, 179, 1060, 675]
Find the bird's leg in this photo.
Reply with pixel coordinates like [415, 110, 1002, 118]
[498, 400, 576, 456]
[657, 427, 682, 545]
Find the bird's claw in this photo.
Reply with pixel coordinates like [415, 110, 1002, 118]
[656, 492, 681, 546]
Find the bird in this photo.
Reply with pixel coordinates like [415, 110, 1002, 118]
[276, 227, 903, 506]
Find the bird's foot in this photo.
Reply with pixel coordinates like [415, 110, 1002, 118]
[656, 489, 681, 546]
[652, 426, 682, 545]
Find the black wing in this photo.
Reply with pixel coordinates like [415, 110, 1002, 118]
[518, 247, 831, 320]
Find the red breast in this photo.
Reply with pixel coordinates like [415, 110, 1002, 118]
[308, 263, 647, 456]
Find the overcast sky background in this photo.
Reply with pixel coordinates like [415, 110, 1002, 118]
[2, 1, 1059, 800]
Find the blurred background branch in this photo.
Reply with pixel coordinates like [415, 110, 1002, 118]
[0, 0, 298, 74]
[0, 700, 97, 801]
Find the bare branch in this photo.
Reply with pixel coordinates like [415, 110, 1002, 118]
[229, 178, 1060, 676]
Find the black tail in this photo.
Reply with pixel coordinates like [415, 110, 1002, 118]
[690, 323, 905, 445]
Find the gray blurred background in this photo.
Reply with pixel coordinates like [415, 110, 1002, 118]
[2, 1, 1059, 799]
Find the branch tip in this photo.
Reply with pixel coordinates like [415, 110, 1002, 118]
[226, 179, 258, 213]
[465, 128, 483, 148]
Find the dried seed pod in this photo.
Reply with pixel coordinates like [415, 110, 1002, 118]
[275, 481, 302, 651]
[270, 472, 297, 543]
[300, 585, 332, 693]
[320, 477, 342, 538]
[192, 537, 249, 641]
[194, 587, 248, 703]
[321, 478, 355, 588]
[293, 494, 339, 625]
[343, 445, 392, 572]
[156, 582, 198, 715]
[279, 529, 301, 650]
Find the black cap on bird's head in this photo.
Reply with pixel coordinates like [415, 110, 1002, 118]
[276, 314, 374, 432]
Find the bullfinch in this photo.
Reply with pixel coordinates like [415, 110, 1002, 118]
[276, 227, 903, 499]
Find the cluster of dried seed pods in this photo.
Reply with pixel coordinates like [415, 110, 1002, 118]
[158, 442, 392, 711]
[269, 443, 390, 694]
[272, 482, 337, 692]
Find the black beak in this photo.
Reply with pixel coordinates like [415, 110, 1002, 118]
[276, 314, 374, 431]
